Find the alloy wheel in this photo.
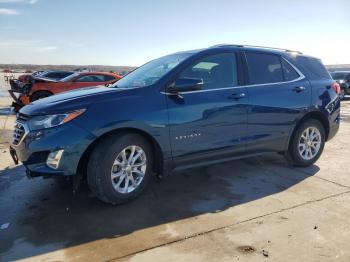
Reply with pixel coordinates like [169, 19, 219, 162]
[110, 145, 147, 194]
[298, 127, 322, 160]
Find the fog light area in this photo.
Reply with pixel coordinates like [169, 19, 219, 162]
[46, 149, 64, 169]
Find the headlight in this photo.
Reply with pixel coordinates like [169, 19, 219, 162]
[27, 109, 86, 130]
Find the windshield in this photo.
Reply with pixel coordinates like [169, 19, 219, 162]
[111, 53, 192, 88]
[60, 72, 80, 82]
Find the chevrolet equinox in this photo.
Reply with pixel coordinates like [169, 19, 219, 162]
[10, 45, 341, 204]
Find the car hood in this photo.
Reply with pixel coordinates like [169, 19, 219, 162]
[20, 86, 130, 116]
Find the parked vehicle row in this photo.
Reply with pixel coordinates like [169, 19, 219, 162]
[331, 71, 350, 98]
[9, 44, 340, 205]
[9, 71, 121, 110]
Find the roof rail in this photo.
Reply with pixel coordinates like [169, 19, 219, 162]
[211, 44, 302, 54]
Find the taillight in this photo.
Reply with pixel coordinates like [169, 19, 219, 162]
[331, 82, 341, 94]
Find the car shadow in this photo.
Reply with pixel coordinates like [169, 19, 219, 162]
[0, 153, 320, 261]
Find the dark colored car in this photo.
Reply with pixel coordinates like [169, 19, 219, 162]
[331, 71, 350, 98]
[16, 70, 74, 85]
[10, 44, 340, 205]
[34, 70, 75, 80]
[9, 72, 121, 109]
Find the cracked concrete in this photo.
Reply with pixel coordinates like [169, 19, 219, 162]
[0, 86, 350, 261]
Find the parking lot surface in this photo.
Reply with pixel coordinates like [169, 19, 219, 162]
[1, 89, 350, 261]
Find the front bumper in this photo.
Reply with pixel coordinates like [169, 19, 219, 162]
[10, 122, 96, 178]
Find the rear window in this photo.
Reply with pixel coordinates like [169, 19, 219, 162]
[281, 59, 300, 81]
[76, 75, 106, 82]
[298, 57, 331, 79]
[245, 52, 283, 84]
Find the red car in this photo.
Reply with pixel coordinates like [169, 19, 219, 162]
[9, 72, 121, 108]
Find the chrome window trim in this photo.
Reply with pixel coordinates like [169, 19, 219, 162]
[161, 57, 305, 95]
[11, 121, 29, 147]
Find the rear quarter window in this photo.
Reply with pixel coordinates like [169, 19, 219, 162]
[297, 56, 331, 80]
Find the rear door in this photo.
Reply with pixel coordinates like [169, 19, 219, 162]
[166, 52, 248, 167]
[244, 52, 311, 153]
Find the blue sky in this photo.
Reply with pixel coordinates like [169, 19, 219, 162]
[0, 0, 349, 66]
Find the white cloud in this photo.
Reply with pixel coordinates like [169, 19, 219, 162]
[33, 46, 58, 52]
[0, 8, 19, 15]
[0, 0, 38, 4]
[0, 39, 43, 47]
[0, 40, 57, 53]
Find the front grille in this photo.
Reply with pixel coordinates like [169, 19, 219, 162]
[13, 122, 26, 145]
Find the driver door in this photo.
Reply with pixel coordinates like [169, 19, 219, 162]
[166, 52, 248, 166]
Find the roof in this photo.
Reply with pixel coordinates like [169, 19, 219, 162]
[79, 71, 120, 77]
[331, 71, 350, 73]
[172, 44, 305, 60]
[207, 44, 302, 55]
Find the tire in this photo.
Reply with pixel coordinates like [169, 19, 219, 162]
[87, 133, 153, 205]
[30, 91, 52, 102]
[286, 119, 325, 167]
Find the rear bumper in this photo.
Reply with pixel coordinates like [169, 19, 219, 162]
[328, 118, 340, 141]
[327, 100, 341, 141]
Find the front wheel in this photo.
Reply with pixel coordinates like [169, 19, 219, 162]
[286, 119, 325, 166]
[87, 133, 153, 205]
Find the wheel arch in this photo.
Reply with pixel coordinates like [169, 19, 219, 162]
[287, 111, 330, 150]
[76, 127, 164, 178]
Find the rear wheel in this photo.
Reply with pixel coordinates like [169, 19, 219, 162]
[286, 119, 325, 166]
[87, 133, 153, 205]
[30, 91, 52, 102]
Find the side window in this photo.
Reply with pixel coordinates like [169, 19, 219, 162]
[76, 75, 105, 82]
[45, 72, 60, 79]
[297, 57, 331, 79]
[281, 59, 300, 81]
[178, 53, 238, 90]
[245, 53, 283, 84]
[331, 73, 340, 80]
[59, 72, 72, 78]
[103, 75, 116, 81]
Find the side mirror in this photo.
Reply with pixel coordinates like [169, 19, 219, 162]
[168, 77, 203, 93]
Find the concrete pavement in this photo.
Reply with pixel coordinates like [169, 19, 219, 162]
[0, 92, 349, 261]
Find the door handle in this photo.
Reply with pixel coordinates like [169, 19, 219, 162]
[229, 92, 246, 100]
[292, 86, 306, 93]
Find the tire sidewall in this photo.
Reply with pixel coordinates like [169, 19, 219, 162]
[290, 119, 325, 166]
[91, 134, 153, 203]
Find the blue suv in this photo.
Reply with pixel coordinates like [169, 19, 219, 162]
[10, 45, 340, 204]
